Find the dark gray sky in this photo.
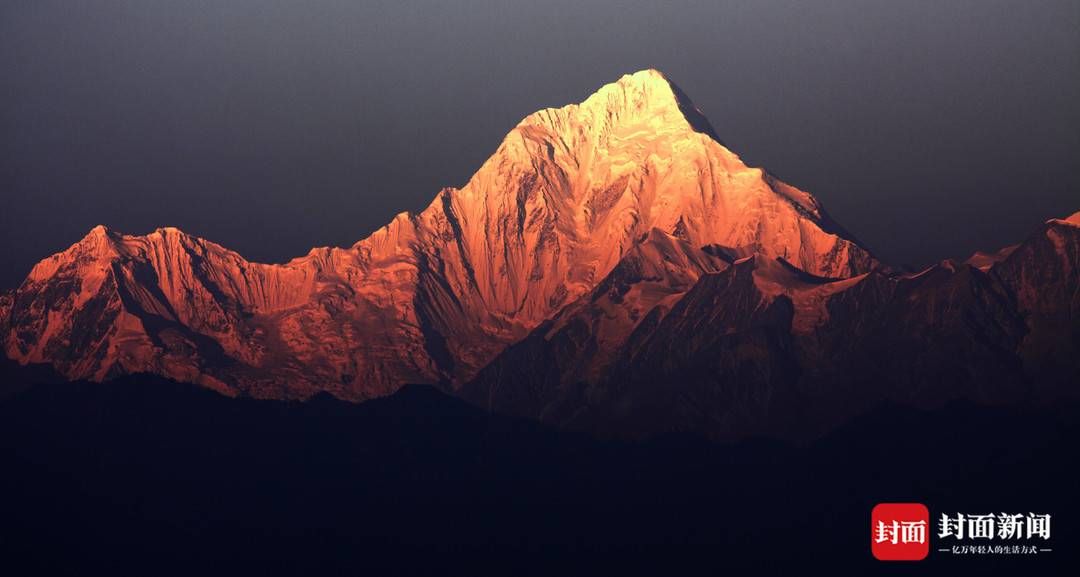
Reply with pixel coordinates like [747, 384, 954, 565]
[2, 0, 1078, 288]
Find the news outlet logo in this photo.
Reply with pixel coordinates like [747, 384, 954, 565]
[872, 503, 1052, 561]
[872, 503, 929, 561]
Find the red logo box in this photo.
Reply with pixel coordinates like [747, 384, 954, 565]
[871, 503, 930, 561]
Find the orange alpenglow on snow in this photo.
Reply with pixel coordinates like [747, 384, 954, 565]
[0, 69, 877, 398]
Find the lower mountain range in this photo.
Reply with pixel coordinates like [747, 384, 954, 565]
[2, 70, 1077, 440]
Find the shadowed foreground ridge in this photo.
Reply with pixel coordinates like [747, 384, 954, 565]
[1, 375, 1076, 575]
[465, 211, 1080, 438]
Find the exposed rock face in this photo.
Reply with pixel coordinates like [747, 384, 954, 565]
[1, 69, 875, 399]
[1, 226, 402, 398]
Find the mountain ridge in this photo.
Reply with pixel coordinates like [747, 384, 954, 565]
[2, 70, 1076, 440]
[465, 210, 1080, 438]
[2, 69, 877, 404]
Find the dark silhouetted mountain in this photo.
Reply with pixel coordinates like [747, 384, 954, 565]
[466, 212, 1080, 439]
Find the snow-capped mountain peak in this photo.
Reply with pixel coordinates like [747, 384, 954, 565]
[4, 70, 875, 398]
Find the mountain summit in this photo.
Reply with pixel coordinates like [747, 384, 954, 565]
[3, 70, 877, 399]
